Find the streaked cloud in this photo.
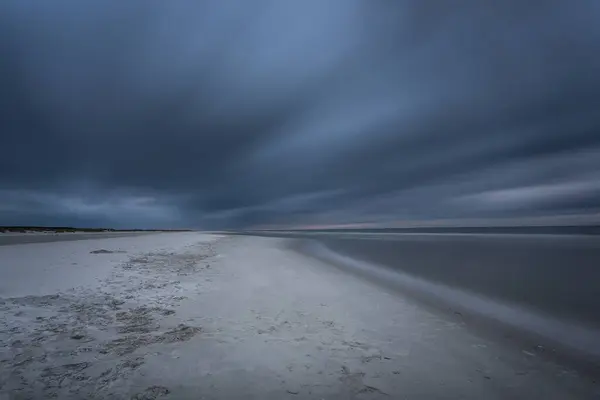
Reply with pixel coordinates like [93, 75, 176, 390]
[1, 1, 599, 228]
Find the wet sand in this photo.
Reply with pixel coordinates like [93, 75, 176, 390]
[1, 234, 598, 399]
[301, 233, 600, 340]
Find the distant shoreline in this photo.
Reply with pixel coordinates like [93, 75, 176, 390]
[0, 226, 192, 234]
[278, 225, 600, 235]
[233, 225, 600, 236]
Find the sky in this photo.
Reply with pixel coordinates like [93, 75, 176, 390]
[1, 1, 600, 229]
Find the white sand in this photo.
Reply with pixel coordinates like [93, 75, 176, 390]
[0, 234, 597, 399]
[0, 233, 202, 297]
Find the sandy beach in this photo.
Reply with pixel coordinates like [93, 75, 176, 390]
[1, 233, 598, 399]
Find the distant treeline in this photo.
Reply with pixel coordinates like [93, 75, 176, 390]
[1, 226, 192, 233]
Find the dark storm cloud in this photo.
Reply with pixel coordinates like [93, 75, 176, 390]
[1, 1, 600, 228]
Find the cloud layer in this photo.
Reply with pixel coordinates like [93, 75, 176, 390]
[2, 1, 600, 228]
